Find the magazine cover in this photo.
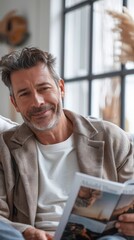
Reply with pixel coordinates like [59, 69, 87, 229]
[54, 172, 134, 240]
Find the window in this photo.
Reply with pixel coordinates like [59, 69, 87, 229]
[62, 0, 134, 132]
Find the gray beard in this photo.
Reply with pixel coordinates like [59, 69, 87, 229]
[22, 112, 60, 132]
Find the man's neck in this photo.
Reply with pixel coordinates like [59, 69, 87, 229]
[34, 114, 73, 145]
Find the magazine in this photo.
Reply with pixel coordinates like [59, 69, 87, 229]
[54, 172, 134, 240]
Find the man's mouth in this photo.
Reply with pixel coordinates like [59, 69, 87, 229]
[29, 105, 53, 118]
[32, 109, 51, 118]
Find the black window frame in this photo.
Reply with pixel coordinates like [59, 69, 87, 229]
[61, 0, 134, 130]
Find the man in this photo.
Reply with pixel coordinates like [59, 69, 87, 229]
[0, 47, 133, 240]
[0, 116, 22, 240]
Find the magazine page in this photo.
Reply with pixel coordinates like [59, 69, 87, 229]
[104, 184, 134, 234]
[124, 179, 134, 186]
[105, 184, 134, 234]
[54, 172, 125, 240]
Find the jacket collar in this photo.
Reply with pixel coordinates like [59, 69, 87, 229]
[10, 109, 98, 145]
[64, 109, 98, 139]
[11, 110, 104, 179]
[10, 123, 34, 145]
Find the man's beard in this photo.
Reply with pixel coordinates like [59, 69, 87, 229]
[21, 101, 62, 132]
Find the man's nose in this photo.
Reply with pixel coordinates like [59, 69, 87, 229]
[31, 93, 45, 107]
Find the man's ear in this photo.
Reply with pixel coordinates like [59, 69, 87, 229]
[59, 79, 65, 98]
[10, 96, 20, 112]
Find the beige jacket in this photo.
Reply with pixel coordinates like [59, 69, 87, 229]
[0, 110, 133, 232]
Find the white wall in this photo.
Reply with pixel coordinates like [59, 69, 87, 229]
[0, 0, 62, 123]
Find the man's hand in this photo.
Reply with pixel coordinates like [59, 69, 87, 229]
[115, 213, 134, 236]
[23, 227, 53, 240]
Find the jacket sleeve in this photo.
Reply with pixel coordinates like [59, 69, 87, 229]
[102, 120, 134, 183]
[0, 133, 32, 233]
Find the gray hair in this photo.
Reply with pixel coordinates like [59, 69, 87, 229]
[0, 47, 60, 96]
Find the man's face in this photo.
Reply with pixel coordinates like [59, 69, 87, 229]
[10, 63, 64, 132]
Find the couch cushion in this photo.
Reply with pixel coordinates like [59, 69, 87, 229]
[0, 115, 18, 133]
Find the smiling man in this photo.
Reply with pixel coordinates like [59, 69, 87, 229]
[10, 62, 69, 143]
[0, 47, 134, 240]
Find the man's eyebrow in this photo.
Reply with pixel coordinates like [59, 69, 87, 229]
[36, 82, 51, 87]
[17, 88, 28, 95]
[17, 83, 51, 95]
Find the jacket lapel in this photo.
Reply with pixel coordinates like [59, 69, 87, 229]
[64, 110, 105, 178]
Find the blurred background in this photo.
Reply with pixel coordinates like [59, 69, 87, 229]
[0, 0, 134, 133]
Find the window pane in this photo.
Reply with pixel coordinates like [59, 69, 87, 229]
[64, 6, 90, 79]
[125, 76, 134, 132]
[92, 0, 122, 74]
[64, 80, 89, 116]
[125, 0, 134, 70]
[65, 0, 86, 8]
[91, 77, 121, 126]
[127, 0, 134, 17]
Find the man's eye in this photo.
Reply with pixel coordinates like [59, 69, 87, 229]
[40, 87, 50, 91]
[19, 92, 29, 97]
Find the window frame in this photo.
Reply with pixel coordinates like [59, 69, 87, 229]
[61, 0, 134, 130]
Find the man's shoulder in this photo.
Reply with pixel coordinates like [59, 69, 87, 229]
[65, 110, 125, 139]
[87, 116, 128, 139]
[0, 122, 33, 150]
[87, 116, 120, 131]
[86, 116, 112, 131]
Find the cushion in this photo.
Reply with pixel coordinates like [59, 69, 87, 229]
[0, 115, 18, 133]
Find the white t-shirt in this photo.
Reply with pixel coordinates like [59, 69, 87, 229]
[35, 134, 80, 231]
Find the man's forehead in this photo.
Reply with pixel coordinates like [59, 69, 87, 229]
[10, 65, 55, 90]
[10, 64, 52, 81]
